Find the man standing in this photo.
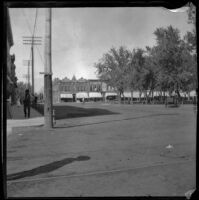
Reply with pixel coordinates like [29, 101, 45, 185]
[23, 89, 31, 118]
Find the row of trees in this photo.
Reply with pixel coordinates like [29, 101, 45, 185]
[95, 25, 196, 103]
[95, 5, 197, 103]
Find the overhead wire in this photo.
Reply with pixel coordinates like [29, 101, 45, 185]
[32, 8, 44, 65]
[22, 8, 45, 86]
[22, 9, 32, 34]
[32, 8, 38, 38]
[22, 8, 33, 85]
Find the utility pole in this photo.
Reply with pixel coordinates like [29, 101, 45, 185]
[31, 45, 34, 94]
[43, 8, 53, 128]
[28, 60, 30, 90]
[23, 59, 31, 90]
[23, 36, 42, 95]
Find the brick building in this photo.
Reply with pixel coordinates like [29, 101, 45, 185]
[7, 8, 18, 118]
[52, 76, 117, 103]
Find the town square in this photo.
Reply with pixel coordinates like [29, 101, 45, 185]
[4, 2, 197, 198]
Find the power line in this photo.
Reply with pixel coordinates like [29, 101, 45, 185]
[22, 9, 32, 34]
[35, 45, 44, 64]
[21, 8, 45, 94]
[22, 8, 41, 94]
[32, 9, 44, 65]
[32, 9, 45, 65]
[32, 8, 38, 38]
[21, 8, 34, 87]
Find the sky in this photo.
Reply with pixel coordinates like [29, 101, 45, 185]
[9, 6, 194, 93]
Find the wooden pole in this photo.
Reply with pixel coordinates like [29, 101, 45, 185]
[44, 8, 53, 128]
[28, 61, 30, 90]
[31, 45, 34, 94]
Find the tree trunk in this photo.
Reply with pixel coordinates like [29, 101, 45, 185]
[148, 89, 152, 104]
[152, 90, 154, 104]
[145, 90, 148, 104]
[118, 91, 121, 104]
[163, 91, 165, 104]
[176, 90, 181, 105]
[131, 90, 133, 104]
[139, 91, 141, 102]
[160, 90, 163, 103]
[122, 92, 125, 104]
[188, 92, 190, 101]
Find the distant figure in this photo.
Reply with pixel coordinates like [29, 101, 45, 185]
[17, 96, 21, 107]
[33, 95, 38, 108]
[34, 95, 38, 104]
[165, 96, 168, 107]
[23, 89, 31, 118]
[82, 97, 85, 104]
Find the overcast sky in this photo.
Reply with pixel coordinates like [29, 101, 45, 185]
[9, 7, 194, 93]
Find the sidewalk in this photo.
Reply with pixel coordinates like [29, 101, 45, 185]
[10, 105, 42, 119]
[7, 104, 44, 135]
[7, 117, 44, 136]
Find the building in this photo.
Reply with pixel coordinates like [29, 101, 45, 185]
[52, 76, 117, 103]
[7, 8, 17, 104]
[7, 8, 14, 99]
[7, 8, 18, 119]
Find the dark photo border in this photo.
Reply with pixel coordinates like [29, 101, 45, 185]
[1, 0, 198, 199]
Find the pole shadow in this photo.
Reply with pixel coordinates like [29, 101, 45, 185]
[33, 104, 119, 120]
[7, 155, 90, 181]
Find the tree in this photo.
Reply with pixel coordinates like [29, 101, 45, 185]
[126, 47, 161, 103]
[142, 47, 160, 102]
[9, 54, 18, 104]
[153, 26, 184, 97]
[152, 25, 197, 106]
[185, 3, 197, 93]
[125, 48, 146, 102]
[187, 2, 196, 25]
[95, 46, 132, 102]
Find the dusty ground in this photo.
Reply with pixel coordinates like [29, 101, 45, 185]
[6, 103, 196, 197]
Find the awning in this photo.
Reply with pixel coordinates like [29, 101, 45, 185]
[180, 92, 187, 97]
[190, 90, 196, 97]
[123, 92, 131, 98]
[89, 92, 102, 98]
[153, 91, 160, 97]
[152, 91, 169, 97]
[132, 91, 140, 98]
[76, 92, 88, 98]
[60, 93, 73, 98]
[105, 92, 117, 97]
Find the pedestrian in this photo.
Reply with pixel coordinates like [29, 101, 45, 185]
[23, 89, 31, 118]
[34, 95, 38, 108]
[165, 96, 168, 108]
[34, 95, 38, 104]
[17, 96, 21, 107]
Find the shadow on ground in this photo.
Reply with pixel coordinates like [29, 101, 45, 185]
[54, 113, 179, 129]
[34, 104, 119, 120]
[7, 156, 90, 181]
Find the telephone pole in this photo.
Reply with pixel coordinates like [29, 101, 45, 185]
[31, 45, 34, 93]
[23, 36, 42, 95]
[23, 59, 31, 90]
[44, 8, 53, 128]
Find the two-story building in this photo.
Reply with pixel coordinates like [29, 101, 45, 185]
[7, 8, 14, 100]
[52, 76, 117, 103]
